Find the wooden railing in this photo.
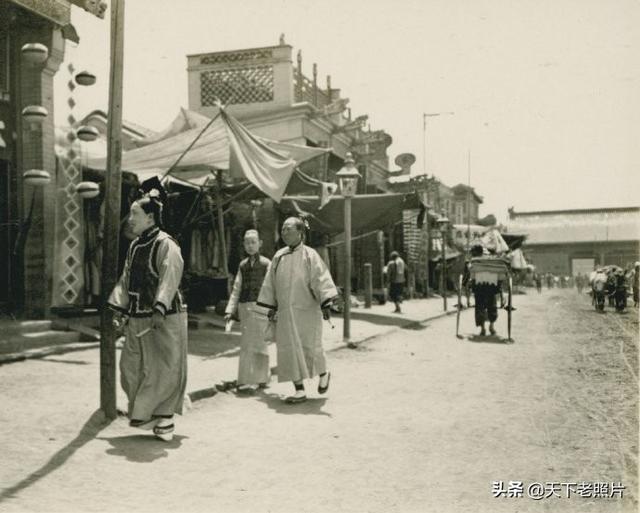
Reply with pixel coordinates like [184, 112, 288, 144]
[293, 67, 331, 108]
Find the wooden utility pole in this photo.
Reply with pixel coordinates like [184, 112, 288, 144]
[466, 149, 471, 254]
[377, 230, 385, 295]
[99, 0, 125, 420]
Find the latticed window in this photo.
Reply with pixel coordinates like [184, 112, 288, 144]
[201, 66, 274, 106]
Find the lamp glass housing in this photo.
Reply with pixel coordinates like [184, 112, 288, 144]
[336, 155, 361, 198]
[437, 215, 449, 234]
[337, 175, 359, 197]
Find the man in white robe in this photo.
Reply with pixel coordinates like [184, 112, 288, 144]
[258, 217, 338, 404]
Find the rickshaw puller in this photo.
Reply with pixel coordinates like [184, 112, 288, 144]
[464, 244, 501, 337]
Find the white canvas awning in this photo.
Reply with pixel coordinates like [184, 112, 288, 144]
[84, 108, 328, 201]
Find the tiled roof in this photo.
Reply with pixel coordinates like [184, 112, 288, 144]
[506, 208, 640, 244]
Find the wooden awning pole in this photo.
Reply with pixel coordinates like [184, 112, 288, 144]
[214, 170, 230, 293]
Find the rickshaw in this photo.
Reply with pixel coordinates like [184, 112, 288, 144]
[456, 255, 514, 341]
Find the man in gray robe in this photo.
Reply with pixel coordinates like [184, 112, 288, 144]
[108, 189, 187, 441]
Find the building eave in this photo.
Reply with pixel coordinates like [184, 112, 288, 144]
[187, 44, 292, 60]
[510, 206, 640, 218]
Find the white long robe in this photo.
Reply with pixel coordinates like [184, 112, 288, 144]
[257, 244, 338, 383]
[225, 256, 271, 385]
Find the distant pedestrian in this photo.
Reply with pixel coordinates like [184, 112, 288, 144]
[546, 273, 553, 289]
[534, 273, 542, 294]
[632, 262, 639, 307]
[386, 251, 407, 313]
[222, 229, 271, 394]
[258, 217, 338, 404]
[108, 182, 187, 442]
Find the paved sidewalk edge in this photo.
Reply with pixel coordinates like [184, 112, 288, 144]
[0, 342, 101, 366]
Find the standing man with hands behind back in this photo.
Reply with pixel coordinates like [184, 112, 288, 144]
[258, 217, 338, 404]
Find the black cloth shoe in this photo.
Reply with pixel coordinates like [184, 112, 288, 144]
[153, 423, 175, 442]
[129, 418, 159, 430]
[215, 380, 237, 392]
[284, 392, 307, 404]
[318, 372, 331, 394]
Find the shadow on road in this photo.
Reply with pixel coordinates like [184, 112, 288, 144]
[466, 334, 513, 345]
[0, 410, 112, 504]
[33, 357, 92, 365]
[255, 391, 331, 417]
[402, 322, 430, 331]
[188, 332, 240, 359]
[347, 310, 413, 328]
[99, 434, 188, 463]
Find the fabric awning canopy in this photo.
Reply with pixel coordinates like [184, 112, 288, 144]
[86, 108, 327, 202]
[430, 238, 461, 262]
[510, 248, 528, 269]
[277, 193, 424, 235]
[501, 232, 527, 250]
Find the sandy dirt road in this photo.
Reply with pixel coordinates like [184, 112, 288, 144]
[0, 289, 637, 513]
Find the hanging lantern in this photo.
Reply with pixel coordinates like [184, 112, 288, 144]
[76, 125, 99, 142]
[75, 70, 97, 86]
[21, 105, 48, 124]
[76, 181, 100, 199]
[21, 43, 49, 64]
[23, 169, 51, 186]
[336, 152, 361, 198]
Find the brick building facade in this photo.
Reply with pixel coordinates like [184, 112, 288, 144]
[506, 207, 640, 276]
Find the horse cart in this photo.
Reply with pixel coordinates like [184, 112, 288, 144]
[456, 256, 514, 341]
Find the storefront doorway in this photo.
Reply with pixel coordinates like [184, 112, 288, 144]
[571, 257, 595, 277]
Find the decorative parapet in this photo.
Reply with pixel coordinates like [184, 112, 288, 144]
[200, 47, 275, 65]
[293, 66, 332, 108]
[188, 44, 294, 115]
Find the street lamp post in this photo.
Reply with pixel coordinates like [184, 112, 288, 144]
[437, 211, 449, 311]
[422, 112, 453, 298]
[336, 152, 361, 345]
[422, 111, 455, 175]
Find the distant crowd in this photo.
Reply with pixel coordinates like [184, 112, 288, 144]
[529, 262, 639, 311]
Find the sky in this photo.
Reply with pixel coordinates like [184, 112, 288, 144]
[54, 0, 640, 222]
